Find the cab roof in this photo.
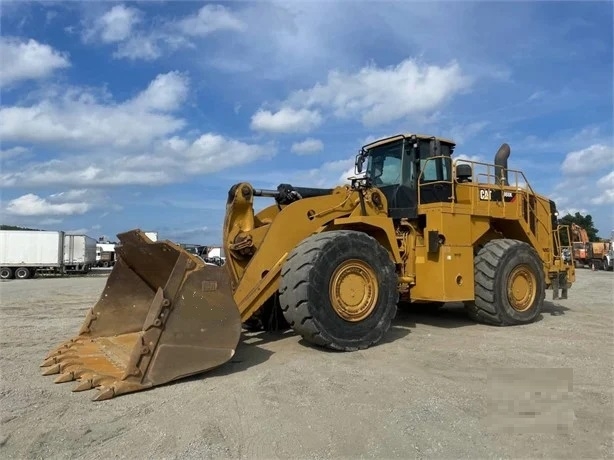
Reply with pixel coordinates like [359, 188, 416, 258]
[362, 133, 456, 151]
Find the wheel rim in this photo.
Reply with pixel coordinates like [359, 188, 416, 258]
[329, 259, 379, 322]
[507, 264, 537, 312]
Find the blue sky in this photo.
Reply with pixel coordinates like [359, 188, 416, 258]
[1, 0, 612, 244]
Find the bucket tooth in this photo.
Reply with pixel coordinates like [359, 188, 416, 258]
[40, 357, 57, 368]
[42, 363, 61, 376]
[54, 372, 75, 384]
[44, 340, 77, 359]
[92, 387, 115, 401]
[73, 380, 93, 392]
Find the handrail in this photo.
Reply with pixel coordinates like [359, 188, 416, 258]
[414, 156, 569, 268]
[416, 156, 560, 264]
[450, 157, 554, 243]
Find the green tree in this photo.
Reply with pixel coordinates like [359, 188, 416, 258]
[559, 212, 600, 244]
[0, 224, 40, 231]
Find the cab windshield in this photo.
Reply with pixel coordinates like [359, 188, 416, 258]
[365, 140, 403, 187]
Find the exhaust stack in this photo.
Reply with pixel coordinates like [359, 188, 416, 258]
[494, 143, 511, 185]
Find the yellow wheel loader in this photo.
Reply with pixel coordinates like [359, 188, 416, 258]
[41, 134, 575, 400]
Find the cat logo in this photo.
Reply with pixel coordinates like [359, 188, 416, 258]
[479, 189, 516, 202]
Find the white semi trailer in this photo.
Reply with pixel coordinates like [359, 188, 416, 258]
[0, 230, 97, 280]
[63, 234, 97, 272]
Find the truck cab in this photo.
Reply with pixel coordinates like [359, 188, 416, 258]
[357, 134, 455, 220]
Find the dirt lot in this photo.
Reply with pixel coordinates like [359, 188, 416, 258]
[1, 269, 612, 459]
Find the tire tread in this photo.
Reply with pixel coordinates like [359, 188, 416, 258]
[279, 230, 398, 351]
[465, 238, 545, 326]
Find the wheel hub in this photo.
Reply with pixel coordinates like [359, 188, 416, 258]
[329, 259, 379, 322]
[507, 264, 537, 312]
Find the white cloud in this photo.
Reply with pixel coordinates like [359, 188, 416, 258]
[48, 189, 90, 201]
[1, 134, 275, 187]
[78, 3, 242, 62]
[130, 71, 189, 111]
[0, 71, 276, 188]
[239, 157, 357, 190]
[0, 71, 189, 149]
[96, 5, 141, 43]
[250, 107, 322, 133]
[561, 144, 614, 175]
[0, 37, 70, 87]
[176, 4, 246, 36]
[591, 170, 614, 205]
[5, 193, 91, 217]
[0, 146, 30, 160]
[111, 33, 193, 62]
[253, 58, 472, 131]
[291, 58, 472, 126]
[123, 133, 276, 178]
[309, 158, 357, 187]
[557, 206, 590, 217]
[291, 138, 324, 155]
[548, 144, 614, 232]
[454, 153, 483, 163]
[113, 35, 162, 61]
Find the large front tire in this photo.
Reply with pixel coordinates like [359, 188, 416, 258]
[465, 239, 545, 326]
[279, 230, 398, 351]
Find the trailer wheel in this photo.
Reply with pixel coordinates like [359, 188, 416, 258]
[14, 267, 31, 279]
[0, 267, 13, 280]
[464, 239, 545, 326]
[279, 230, 398, 351]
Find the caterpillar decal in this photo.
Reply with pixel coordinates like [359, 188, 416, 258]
[479, 188, 517, 203]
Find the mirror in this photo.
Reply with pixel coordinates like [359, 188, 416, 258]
[355, 151, 366, 173]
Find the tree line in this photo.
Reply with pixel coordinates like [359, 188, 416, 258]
[558, 212, 608, 245]
[0, 225, 41, 231]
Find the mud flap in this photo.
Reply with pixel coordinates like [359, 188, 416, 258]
[552, 271, 568, 300]
[41, 229, 242, 401]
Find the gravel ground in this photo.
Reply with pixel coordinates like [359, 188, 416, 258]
[0, 269, 612, 459]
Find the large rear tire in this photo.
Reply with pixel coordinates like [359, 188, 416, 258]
[279, 230, 398, 351]
[465, 239, 545, 326]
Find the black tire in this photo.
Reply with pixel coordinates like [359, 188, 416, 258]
[279, 230, 398, 351]
[0, 267, 13, 280]
[14, 267, 31, 280]
[464, 239, 545, 326]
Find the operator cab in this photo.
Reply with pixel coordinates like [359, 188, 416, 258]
[355, 134, 455, 219]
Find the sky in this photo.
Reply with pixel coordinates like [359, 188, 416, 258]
[0, 0, 612, 244]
